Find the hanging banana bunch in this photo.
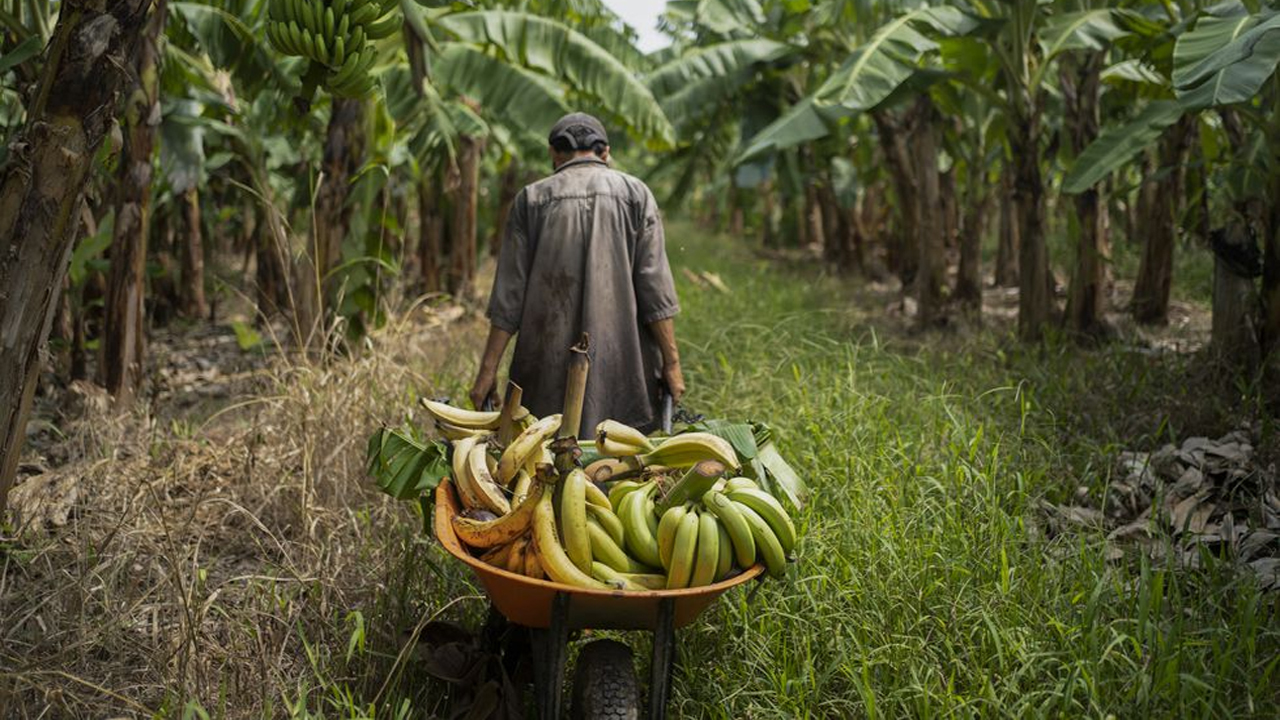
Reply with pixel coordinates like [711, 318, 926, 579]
[265, 0, 403, 104]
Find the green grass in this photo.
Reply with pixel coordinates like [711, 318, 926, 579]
[114, 222, 1272, 718]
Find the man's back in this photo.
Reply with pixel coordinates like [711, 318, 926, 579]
[486, 156, 679, 432]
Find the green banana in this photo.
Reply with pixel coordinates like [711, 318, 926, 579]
[288, 22, 306, 58]
[331, 35, 345, 67]
[690, 510, 720, 587]
[703, 490, 755, 568]
[559, 468, 592, 574]
[656, 504, 688, 570]
[727, 488, 796, 553]
[324, 6, 335, 41]
[298, 0, 314, 34]
[348, 2, 377, 26]
[585, 502, 625, 547]
[314, 33, 329, 64]
[640, 432, 740, 471]
[349, 25, 366, 50]
[665, 511, 700, 589]
[496, 413, 562, 485]
[620, 483, 662, 568]
[327, 48, 363, 91]
[607, 479, 646, 509]
[334, 0, 348, 18]
[724, 477, 759, 492]
[716, 521, 732, 580]
[736, 502, 786, 577]
[590, 562, 648, 591]
[532, 487, 613, 589]
[584, 481, 610, 509]
[587, 518, 647, 573]
[363, 12, 401, 39]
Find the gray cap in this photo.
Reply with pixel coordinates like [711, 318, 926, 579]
[549, 112, 609, 150]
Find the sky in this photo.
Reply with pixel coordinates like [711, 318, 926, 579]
[601, 0, 670, 53]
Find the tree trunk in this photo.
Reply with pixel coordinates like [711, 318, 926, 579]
[1010, 99, 1053, 341]
[447, 134, 483, 298]
[296, 98, 365, 345]
[761, 179, 777, 247]
[955, 183, 989, 311]
[913, 99, 946, 327]
[0, 0, 152, 514]
[995, 169, 1020, 287]
[491, 160, 520, 259]
[179, 186, 206, 318]
[874, 109, 921, 287]
[729, 185, 745, 237]
[102, 0, 165, 400]
[1062, 52, 1110, 337]
[419, 176, 444, 293]
[1132, 117, 1195, 325]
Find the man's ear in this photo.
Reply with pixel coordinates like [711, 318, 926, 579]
[600, 145, 611, 163]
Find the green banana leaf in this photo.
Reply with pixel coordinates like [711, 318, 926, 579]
[434, 42, 571, 139]
[1061, 99, 1185, 194]
[1173, 8, 1280, 109]
[1038, 9, 1129, 59]
[367, 426, 450, 501]
[438, 10, 675, 148]
[694, 0, 765, 37]
[646, 39, 794, 130]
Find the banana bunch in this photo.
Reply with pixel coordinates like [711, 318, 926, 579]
[265, 0, 403, 100]
[437, 406, 799, 592]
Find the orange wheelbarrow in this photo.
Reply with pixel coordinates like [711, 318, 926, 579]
[434, 479, 764, 719]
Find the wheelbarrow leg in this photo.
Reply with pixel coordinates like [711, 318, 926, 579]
[531, 592, 571, 718]
[648, 598, 676, 720]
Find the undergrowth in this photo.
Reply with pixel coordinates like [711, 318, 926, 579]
[1, 222, 1275, 718]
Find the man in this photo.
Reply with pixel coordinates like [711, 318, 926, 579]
[470, 113, 684, 433]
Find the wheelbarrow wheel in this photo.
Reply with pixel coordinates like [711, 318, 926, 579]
[570, 639, 640, 720]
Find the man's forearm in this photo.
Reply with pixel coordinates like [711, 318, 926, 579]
[648, 318, 679, 366]
[479, 326, 514, 375]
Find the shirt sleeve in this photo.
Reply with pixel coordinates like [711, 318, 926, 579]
[633, 191, 680, 324]
[486, 189, 530, 333]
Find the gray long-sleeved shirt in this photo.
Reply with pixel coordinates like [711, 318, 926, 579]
[486, 156, 680, 432]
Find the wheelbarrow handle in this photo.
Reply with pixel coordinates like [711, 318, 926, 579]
[658, 383, 674, 435]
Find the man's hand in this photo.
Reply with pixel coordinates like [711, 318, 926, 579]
[663, 360, 686, 404]
[470, 369, 498, 411]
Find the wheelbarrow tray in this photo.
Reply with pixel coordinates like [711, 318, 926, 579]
[434, 479, 763, 631]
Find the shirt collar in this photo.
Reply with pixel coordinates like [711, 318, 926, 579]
[554, 156, 609, 174]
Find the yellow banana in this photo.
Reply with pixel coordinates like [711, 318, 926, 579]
[496, 414, 562, 485]
[585, 502, 625, 547]
[451, 435, 483, 509]
[422, 398, 501, 430]
[560, 468, 592, 574]
[451, 477, 543, 549]
[595, 420, 654, 456]
[584, 480, 611, 509]
[656, 505, 688, 570]
[690, 510, 720, 587]
[727, 488, 796, 553]
[503, 534, 526, 574]
[640, 432, 739, 471]
[736, 502, 786, 577]
[584, 456, 642, 483]
[467, 443, 511, 515]
[704, 490, 755, 568]
[619, 483, 662, 569]
[590, 562, 648, 591]
[665, 511, 700, 589]
[511, 469, 533, 505]
[532, 489, 613, 589]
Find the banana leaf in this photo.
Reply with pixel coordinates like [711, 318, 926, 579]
[367, 426, 450, 501]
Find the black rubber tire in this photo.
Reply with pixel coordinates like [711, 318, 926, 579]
[569, 639, 640, 720]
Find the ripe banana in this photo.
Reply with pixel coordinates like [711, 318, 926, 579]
[585, 502, 625, 547]
[656, 504, 688, 570]
[584, 456, 643, 483]
[511, 470, 533, 505]
[451, 477, 543, 549]
[504, 534, 530, 574]
[619, 483, 663, 569]
[665, 511, 700, 589]
[595, 420, 655, 455]
[422, 399, 501, 430]
[703, 490, 755, 568]
[523, 541, 546, 579]
[467, 443, 511, 515]
[727, 488, 796, 553]
[435, 421, 489, 441]
[559, 468, 592, 574]
[736, 503, 786, 577]
[690, 510, 720, 587]
[479, 540, 514, 570]
[584, 481, 611, 509]
[640, 432, 739, 470]
[451, 435, 483, 509]
[496, 414, 562, 485]
[532, 489, 612, 589]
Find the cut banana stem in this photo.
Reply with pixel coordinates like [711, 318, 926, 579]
[655, 460, 725, 515]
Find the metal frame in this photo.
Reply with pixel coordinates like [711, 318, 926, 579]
[527, 593, 678, 719]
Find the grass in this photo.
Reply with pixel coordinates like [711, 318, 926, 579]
[2, 221, 1276, 718]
